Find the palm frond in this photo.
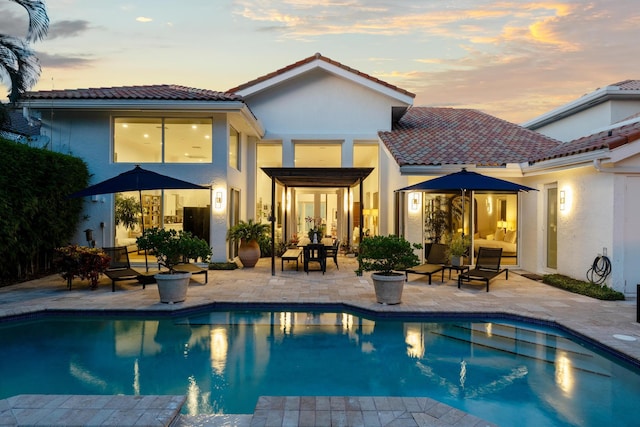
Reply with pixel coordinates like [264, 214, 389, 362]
[0, 35, 41, 103]
[12, 0, 49, 42]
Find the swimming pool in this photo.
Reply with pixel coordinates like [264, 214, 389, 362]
[1, 309, 638, 426]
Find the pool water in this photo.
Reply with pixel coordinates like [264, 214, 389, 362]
[1, 310, 638, 427]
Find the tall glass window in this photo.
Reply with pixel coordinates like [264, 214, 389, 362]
[294, 143, 341, 167]
[229, 126, 239, 170]
[354, 144, 379, 237]
[114, 117, 212, 163]
[256, 143, 282, 223]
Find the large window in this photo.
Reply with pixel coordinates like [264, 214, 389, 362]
[229, 126, 239, 170]
[354, 144, 379, 237]
[114, 117, 212, 163]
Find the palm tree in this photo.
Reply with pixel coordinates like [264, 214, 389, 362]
[0, 0, 49, 104]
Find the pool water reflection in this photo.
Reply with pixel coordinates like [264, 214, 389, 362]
[1, 310, 638, 427]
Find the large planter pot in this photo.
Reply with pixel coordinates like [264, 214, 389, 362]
[238, 239, 261, 268]
[154, 271, 191, 303]
[371, 272, 405, 305]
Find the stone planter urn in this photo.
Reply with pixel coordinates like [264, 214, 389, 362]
[371, 272, 405, 305]
[154, 271, 191, 303]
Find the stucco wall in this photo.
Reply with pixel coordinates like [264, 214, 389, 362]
[521, 166, 615, 288]
[532, 99, 640, 142]
[244, 69, 404, 137]
[39, 110, 237, 260]
[533, 102, 612, 142]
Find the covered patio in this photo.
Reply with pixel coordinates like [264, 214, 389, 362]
[260, 167, 374, 275]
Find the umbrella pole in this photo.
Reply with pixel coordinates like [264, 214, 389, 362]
[461, 189, 465, 238]
[139, 190, 149, 272]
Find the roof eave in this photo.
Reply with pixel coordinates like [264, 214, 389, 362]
[523, 150, 608, 175]
[399, 164, 525, 177]
[18, 99, 247, 110]
[19, 99, 265, 138]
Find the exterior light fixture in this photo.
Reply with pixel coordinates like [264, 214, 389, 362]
[215, 191, 222, 209]
[560, 190, 566, 211]
[409, 192, 421, 213]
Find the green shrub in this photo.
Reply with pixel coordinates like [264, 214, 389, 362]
[54, 245, 111, 289]
[136, 228, 211, 273]
[0, 137, 89, 284]
[543, 274, 625, 300]
[357, 234, 421, 275]
[209, 262, 238, 270]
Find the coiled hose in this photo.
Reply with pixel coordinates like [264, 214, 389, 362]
[586, 255, 612, 285]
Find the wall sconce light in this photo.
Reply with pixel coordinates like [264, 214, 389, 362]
[215, 191, 222, 209]
[409, 192, 421, 213]
[559, 190, 566, 211]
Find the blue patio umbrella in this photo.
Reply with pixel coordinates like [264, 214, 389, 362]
[69, 165, 210, 270]
[396, 168, 536, 237]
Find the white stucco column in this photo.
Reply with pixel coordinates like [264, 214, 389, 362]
[406, 192, 425, 262]
[209, 114, 229, 263]
[282, 138, 294, 167]
[342, 138, 354, 167]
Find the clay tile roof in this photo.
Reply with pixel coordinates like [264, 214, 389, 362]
[610, 80, 640, 90]
[2, 111, 41, 136]
[24, 84, 243, 101]
[379, 107, 561, 167]
[227, 52, 415, 98]
[528, 119, 640, 164]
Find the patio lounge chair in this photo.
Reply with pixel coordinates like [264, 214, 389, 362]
[102, 246, 151, 292]
[458, 247, 508, 292]
[174, 262, 209, 283]
[405, 243, 448, 284]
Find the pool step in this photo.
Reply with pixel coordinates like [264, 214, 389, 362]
[433, 323, 612, 377]
[0, 394, 186, 426]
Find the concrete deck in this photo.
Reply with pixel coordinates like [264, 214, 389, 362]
[1, 255, 639, 426]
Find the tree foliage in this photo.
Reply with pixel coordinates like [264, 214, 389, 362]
[1, 0, 49, 103]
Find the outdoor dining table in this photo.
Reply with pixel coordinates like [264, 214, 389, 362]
[301, 243, 328, 273]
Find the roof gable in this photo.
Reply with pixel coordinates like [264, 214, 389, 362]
[524, 80, 640, 130]
[379, 107, 561, 167]
[228, 53, 415, 104]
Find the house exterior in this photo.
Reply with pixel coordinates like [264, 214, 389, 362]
[522, 80, 640, 296]
[17, 54, 640, 296]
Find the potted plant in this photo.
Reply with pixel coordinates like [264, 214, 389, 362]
[425, 197, 448, 243]
[115, 194, 141, 230]
[180, 231, 213, 263]
[226, 219, 270, 268]
[136, 228, 210, 303]
[55, 245, 111, 290]
[305, 216, 325, 243]
[447, 233, 471, 266]
[357, 234, 421, 305]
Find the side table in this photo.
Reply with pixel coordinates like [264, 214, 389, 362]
[444, 265, 469, 280]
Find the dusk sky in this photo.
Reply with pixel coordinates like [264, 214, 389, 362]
[2, 1, 639, 123]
